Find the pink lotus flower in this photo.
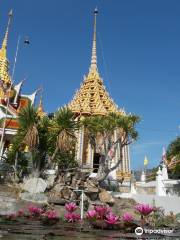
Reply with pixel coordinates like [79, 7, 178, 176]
[86, 210, 97, 219]
[45, 210, 58, 220]
[65, 202, 77, 212]
[105, 212, 119, 225]
[122, 213, 134, 222]
[135, 204, 154, 216]
[28, 205, 43, 216]
[64, 212, 80, 222]
[94, 205, 111, 219]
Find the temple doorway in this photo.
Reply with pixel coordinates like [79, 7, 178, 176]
[93, 153, 100, 173]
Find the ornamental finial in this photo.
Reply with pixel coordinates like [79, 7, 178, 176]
[1, 10, 13, 58]
[0, 10, 13, 85]
[37, 94, 46, 117]
[89, 7, 98, 73]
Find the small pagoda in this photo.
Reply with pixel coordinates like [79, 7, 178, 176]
[68, 9, 131, 179]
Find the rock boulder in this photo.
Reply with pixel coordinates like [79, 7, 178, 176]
[22, 178, 47, 194]
[99, 189, 115, 205]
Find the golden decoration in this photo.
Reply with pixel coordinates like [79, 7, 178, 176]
[0, 10, 12, 86]
[37, 95, 46, 117]
[68, 10, 122, 116]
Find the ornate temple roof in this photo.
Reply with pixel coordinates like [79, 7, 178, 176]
[0, 11, 41, 134]
[68, 9, 123, 116]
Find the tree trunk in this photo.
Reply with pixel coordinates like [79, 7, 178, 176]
[30, 150, 40, 178]
[96, 153, 112, 183]
[50, 146, 59, 162]
[13, 152, 19, 182]
[96, 155, 107, 179]
[96, 144, 124, 183]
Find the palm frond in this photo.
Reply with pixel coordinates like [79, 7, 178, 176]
[49, 107, 78, 154]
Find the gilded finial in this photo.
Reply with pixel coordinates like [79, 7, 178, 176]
[37, 95, 46, 117]
[89, 7, 98, 73]
[1, 10, 13, 58]
[0, 10, 13, 87]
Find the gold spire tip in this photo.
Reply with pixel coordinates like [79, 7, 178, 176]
[1, 9, 13, 50]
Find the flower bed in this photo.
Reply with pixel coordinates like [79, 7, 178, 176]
[1, 205, 59, 225]
[0, 202, 179, 235]
[86, 204, 137, 231]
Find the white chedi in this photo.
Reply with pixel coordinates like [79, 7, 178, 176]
[156, 167, 166, 196]
[141, 170, 146, 183]
[162, 163, 168, 180]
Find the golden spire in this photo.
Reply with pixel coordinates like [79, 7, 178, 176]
[0, 10, 13, 86]
[68, 8, 120, 116]
[0, 10, 13, 59]
[37, 95, 46, 117]
[89, 8, 98, 73]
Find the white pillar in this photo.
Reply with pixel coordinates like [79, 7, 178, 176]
[123, 146, 128, 173]
[127, 145, 131, 172]
[123, 147, 126, 172]
[75, 130, 81, 164]
[80, 190, 84, 219]
[87, 142, 93, 167]
[125, 146, 128, 172]
[122, 147, 125, 173]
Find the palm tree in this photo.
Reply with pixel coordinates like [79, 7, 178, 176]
[8, 103, 49, 177]
[48, 107, 78, 165]
[18, 103, 39, 151]
[83, 112, 140, 182]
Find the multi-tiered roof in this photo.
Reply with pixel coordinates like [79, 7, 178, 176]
[69, 9, 123, 116]
[0, 11, 43, 132]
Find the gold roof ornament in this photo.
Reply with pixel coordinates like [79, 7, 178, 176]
[69, 8, 121, 116]
[8, 143, 13, 151]
[0, 10, 13, 86]
[24, 145, 29, 153]
[37, 95, 46, 117]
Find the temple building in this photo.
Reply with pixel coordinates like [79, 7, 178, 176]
[68, 9, 131, 180]
[0, 11, 41, 157]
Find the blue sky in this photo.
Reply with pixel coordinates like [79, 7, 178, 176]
[1, 0, 180, 170]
